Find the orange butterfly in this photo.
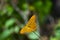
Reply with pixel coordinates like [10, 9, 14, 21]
[20, 15, 37, 34]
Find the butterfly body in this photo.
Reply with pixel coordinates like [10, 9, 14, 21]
[20, 15, 37, 34]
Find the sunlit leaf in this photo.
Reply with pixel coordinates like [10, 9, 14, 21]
[29, 6, 35, 11]
[50, 37, 57, 40]
[0, 28, 14, 40]
[55, 30, 60, 38]
[5, 18, 15, 28]
[14, 26, 20, 33]
[28, 30, 39, 39]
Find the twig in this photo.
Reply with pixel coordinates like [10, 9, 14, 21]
[10, 0, 29, 24]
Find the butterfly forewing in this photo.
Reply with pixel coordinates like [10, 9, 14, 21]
[20, 15, 37, 34]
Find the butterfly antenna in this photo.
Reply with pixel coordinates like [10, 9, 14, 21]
[32, 31, 40, 39]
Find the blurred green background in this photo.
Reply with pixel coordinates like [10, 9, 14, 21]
[0, 0, 60, 40]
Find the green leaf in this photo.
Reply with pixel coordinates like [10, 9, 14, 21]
[0, 4, 13, 16]
[7, 5, 13, 16]
[14, 26, 20, 33]
[55, 30, 60, 38]
[0, 28, 14, 40]
[50, 37, 57, 40]
[28, 30, 40, 39]
[34, 1, 43, 10]
[22, 3, 28, 10]
[5, 18, 15, 28]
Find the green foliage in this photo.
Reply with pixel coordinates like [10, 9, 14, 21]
[22, 3, 28, 10]
[0, 5, 13, 16]
[0, 0, 60, 40]
[14, 26, 20, 33]
[6, 5, 13, 16]
[28, 30, 39, 39]
[34, 1, 43, 10]
[0, 28, 14, 40]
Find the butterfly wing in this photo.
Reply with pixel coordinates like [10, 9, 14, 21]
[26, 15, 36, 30]
[20, 15, 37, 34]
[20, 26, 33, 34]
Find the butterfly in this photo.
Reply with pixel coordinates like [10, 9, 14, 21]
[20, 15, 37, 34]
